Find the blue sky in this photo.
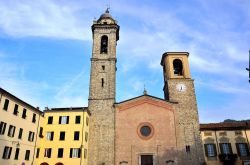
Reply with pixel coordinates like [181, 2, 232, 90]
[0, 0, 249, 123]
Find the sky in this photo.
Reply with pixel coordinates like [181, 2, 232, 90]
[0, 0, 249, 123]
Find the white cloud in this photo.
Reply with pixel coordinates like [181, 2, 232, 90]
[0, 1, 92, 40]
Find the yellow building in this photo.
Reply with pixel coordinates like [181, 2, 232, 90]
[35, 107, 90, 165]
[200, 122, 250, 165]
[0, 88, 42, 165]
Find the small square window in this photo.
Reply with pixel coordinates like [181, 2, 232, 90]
[22, 109, 27, 119]
[18, 128, 23, 139]
[8, 125, 15, 137]
[3, 99, 9, 111]
[48, 116, 53, 124]
[75, 116, 81, 124]
[44, 148, 52, 158]
[58, 148, 64, 158]
[46, 132, 54, 141]
[59, 116, 69, 124]
[0, 121, 7, 135]
[74, 131, 80, 141]
[2, 146, 12, 159]
[36, 148, 40, 158]
[13, 104, 19, 115]
[14, 148, 19, 160]
[60, 131, 65, 141]
[32, 114, 36, 123]
[25, 150, 30, 161]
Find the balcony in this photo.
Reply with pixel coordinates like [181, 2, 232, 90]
[219, 154, 238, 164]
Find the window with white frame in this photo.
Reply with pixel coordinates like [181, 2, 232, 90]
[2, 146, 12, 159]
[46, 132, 54, 141]
[59, 116, 69, 124]
[7, 125, 15, 137]
[70, 148, 81, 158]
[0, 121, 7, 135]
[28, 131, 35, 142]
[44, 148, 52, 158]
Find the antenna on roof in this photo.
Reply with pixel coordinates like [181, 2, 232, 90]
[247, 50, 250, 83]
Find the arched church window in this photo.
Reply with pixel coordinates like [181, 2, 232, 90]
[173, 59, 183, 76]
[100, 35, 108, 54]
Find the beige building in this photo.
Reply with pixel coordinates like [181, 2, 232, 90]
[200, 122, 250, 165]
[0, 88, 42, 165]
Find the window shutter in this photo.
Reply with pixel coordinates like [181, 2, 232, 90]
[204, 144, 208, 157]
[51, 132, 54, 140]
[48, 149, 51, 158]
[219, 143, 223, 154]
[12, 127, 16, 137]
[59, 116, 62, 124]
[213, 144, 217, 156]
[70, 148, 73, 158]
[8, 147, 12, 159]
[78, 149, 81, 158]
[245, 143, 250, 156]
[2, 147, 7, 159]
[0, 122, 3, 133]
[67, 116, 69, 124]
[3, 123, 6, 134]
[236, 143, 240, 156]
[228, 143, 233, 154]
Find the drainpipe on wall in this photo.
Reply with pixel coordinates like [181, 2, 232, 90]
[32, 111, 41, 165]
[214, 130, 220, 154]
[244, 122, 250, 148]
[80, 108, 85, 165]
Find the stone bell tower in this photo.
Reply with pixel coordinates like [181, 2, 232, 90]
[161, 52, 205, 165]
[88, 9, 119, 165]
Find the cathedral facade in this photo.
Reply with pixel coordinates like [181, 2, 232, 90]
[87, 9, 205, 165]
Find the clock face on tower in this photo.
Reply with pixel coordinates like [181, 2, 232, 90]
[176, 83, 186, 92]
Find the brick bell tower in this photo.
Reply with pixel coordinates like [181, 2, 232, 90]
[161, 52, 205, 165]
[88, 9, 119, 165]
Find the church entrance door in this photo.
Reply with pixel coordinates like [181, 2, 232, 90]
[141, 155, 153, 165]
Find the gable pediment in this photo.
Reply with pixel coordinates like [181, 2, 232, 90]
[115, 95, 175, 112]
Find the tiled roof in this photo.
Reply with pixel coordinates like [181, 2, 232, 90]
[200, 122, 250, 130]
[0, 87, 42, 114]
[44, 107, 91, 116]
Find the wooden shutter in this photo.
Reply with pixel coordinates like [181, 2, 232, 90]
[219, 143, 223, 154]
[213, 144, 217, 156]
[8, 147, 12, 159]
[2, 147, 7, 159]
[0, 122, 3, 133]
[12, 126, 16, 137]
[236, 143, 240, 156]
[51, 132, 54, 140]
[245, 143, 250, 156]
[78, 149, 81, 158]
[70, 148, 73, 158]
[67, 116, 69, 124]
[59, 116, 62, 124]
[2, 123, 6, 134]
[48, 149, 51, 158]
[228, 143, 233, 154]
